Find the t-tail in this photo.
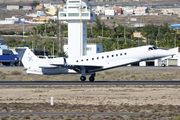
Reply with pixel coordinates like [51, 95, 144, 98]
[15, 47, 40, 70]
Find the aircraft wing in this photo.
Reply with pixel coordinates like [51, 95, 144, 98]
[43, 57, 103, 72]
[103, 58, 141, 69]
[50, 63, 103, 73]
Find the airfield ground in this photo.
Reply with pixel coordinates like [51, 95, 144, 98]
[0, 66, 180, 119]
[0, 66, 180, 81]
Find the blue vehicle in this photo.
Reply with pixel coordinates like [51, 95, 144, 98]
[0, 49, 19, 66]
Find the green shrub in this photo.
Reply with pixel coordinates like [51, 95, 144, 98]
[46, 33, 55, 37]
[0, 71, 6, 79]
[173, 115, 180, 120]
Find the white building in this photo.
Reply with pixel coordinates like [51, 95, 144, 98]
[7, 5, 19, 10]
[134, 7, 148, 15]
[26, 11, 47, 18]
[5, 16, 20, 22]
[23, 6, 32, 10]
[123, 7, 135, 15]
[105, 10, 115, 15]
[59, 0, 96, 58]
[64, 44, 103, 56]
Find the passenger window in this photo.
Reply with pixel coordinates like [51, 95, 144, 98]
[76, 60, 78, 62]
[102, 56, 104, 59]
[86, 59, 88, 61]
[107, 55, 109, 58]
[120, 53, 122, 56]
[97, 57, 99, 60]
[81, 59, 83, 62]
[112, 55, 114, 57]
[124, 53, 127, 55]
[116, 54, 118, 56]
[92, 58, 94, 60]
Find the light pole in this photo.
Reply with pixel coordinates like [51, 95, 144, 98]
[44, 45, 46, 56]
[124, 24, 126, 44]
[91, 22, 92, 34]
[23, 22, 24, 36]
[174, 33, 177, 48]
[148, 35, 150, 45]
[52, 40, 54, 58]
[117, 39, 119, 50]
[102, 22, 103, 37]
[177, 27, 178, 34]
[32, 38, 35, 53]
[157, 27, 161, 47]
[156, 35, 158, 47]
[45, 23, 46, 36]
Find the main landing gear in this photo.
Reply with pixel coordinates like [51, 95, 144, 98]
[80, 76, 86, 81]
[80, 73, 95, 82]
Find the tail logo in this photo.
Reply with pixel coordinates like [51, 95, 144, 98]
[28, 56, 33, 61]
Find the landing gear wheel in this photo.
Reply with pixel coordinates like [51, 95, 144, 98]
[89, 76, 95, 82]
[161, 63, 166, 67]
[80, 76, 86, 81]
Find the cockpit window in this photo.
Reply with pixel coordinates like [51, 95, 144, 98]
[149, 46, 158, 51]
[149, 47, 153, 51]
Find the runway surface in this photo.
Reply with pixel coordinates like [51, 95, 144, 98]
[0, 112, 175, 116]
[0, 81, 180, 85]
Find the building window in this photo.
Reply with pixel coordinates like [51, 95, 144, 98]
[60, 13, 66, 17]
[68, 13, 79, 17]
[86, 47, 92, 51]
[92, 58, 94, 60]
[68, 7, 79, 9]
[81, 13, 89, 16]
[69, 1, 80, 3]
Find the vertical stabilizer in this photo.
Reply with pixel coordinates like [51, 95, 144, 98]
[16, 47, 39, 68]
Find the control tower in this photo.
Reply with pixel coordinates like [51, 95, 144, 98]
[59, 0, 95, 58]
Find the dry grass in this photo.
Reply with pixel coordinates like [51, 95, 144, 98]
[0, 103, 179, 119]
[0, 67, 180, 81]
[0, 71, 180, 81]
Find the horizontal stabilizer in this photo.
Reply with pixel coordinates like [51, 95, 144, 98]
[50, 63, 103, 72]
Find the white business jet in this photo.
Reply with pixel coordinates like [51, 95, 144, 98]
[16, 45, 174, 82]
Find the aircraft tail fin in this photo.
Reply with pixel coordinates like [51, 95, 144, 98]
[15, 47, 40, 68]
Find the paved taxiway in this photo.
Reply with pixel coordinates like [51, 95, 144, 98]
[0, 81, 180, 85]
